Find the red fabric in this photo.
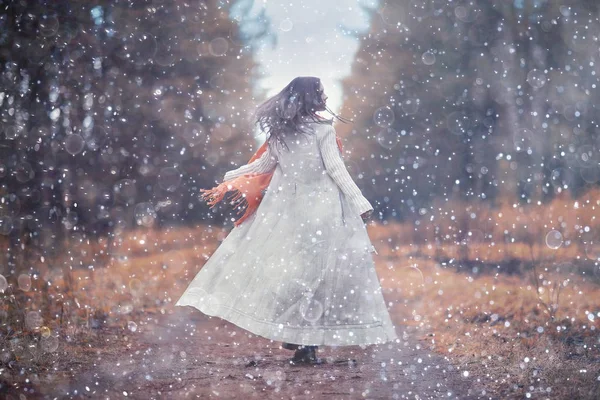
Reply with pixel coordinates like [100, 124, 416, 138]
[200, 121, 344, 227]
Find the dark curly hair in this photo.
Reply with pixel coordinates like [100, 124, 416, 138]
[253, 76, 350, 152]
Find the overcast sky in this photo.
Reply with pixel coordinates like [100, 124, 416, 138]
[233, 0, 379, 116]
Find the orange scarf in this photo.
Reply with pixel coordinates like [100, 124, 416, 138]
[200, 130, 344, 227]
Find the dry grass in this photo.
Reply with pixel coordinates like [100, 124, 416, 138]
[374, 247, 600, 399]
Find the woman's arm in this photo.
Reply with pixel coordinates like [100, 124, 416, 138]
[318, 124, 374, 216]
[223, 141, 278, 182]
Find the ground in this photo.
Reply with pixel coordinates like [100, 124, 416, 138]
[3, 307, 481, 400]
[3, 216, 600, 399]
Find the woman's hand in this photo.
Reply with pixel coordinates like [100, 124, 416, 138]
[361, 209, 373, 223]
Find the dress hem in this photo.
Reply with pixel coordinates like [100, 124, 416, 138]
[175, 301, 399, 347]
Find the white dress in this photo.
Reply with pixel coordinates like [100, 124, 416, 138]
[175, 119, 398, 346]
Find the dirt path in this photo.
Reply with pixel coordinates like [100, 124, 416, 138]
[18, 308, 485, 399]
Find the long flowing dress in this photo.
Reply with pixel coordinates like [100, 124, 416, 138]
[175, 119, 398, 346]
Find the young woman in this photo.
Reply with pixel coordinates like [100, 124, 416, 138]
[176, 76, 397, 365]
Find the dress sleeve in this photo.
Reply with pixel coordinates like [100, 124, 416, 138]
[223, 140, 278, 182]
[318, 124, 374, 216]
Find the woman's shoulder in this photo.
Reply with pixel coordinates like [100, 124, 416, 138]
[311, 120, 335, 136]
[303, 123, 333, 141]
[301, 118, 334, 135]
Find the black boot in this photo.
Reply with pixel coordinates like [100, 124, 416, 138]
[289, 345, 324, 365]
[289, 345, 310, 364]
[304, 346, 324, 365]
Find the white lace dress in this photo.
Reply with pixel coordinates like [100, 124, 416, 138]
[175, 120, 398, 346]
